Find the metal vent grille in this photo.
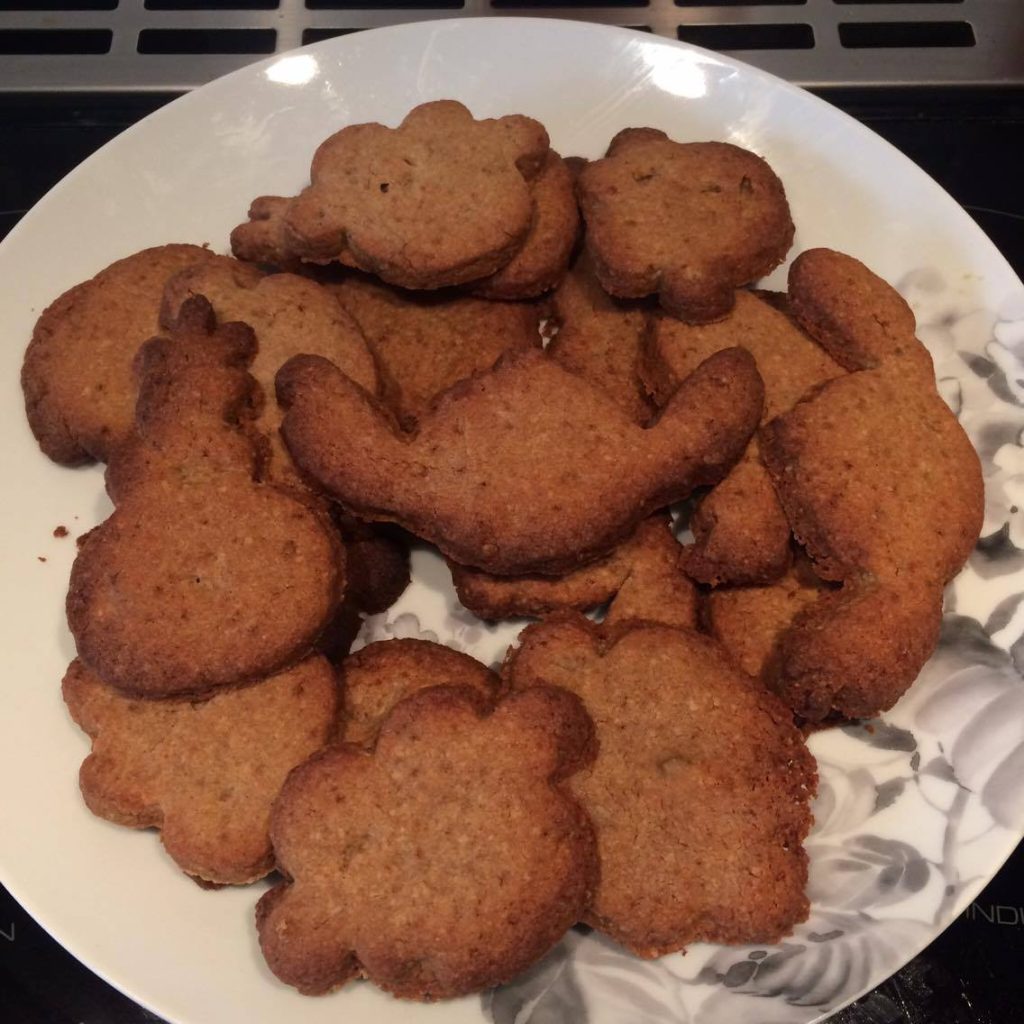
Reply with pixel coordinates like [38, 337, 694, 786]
[1, 0, 1021, 91]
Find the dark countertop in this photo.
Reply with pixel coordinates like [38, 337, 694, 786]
[2, 87, 1023, 1024]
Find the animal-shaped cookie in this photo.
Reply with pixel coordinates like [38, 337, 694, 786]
[160, 255, 379, 486]
[547, 251, 653, 424]
[339, 639, 501, 747]
[68, 298, 344, 697]
[761, 249, 984, 720]
[577, 128, 794, 322]
[22, 244, 217, 464]
[277, 100, 549, 289]
[277, 346, 763, 575]
[644, 288, 845, 586]
[452, 515, 697, 629]
[63, 656, 338, 885]
[505, 616, 816, 957]
[327, 272, 541, 430]
[257, 685, 597, 999]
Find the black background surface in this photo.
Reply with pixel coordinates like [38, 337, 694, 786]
[1, 87, 1023, 1023]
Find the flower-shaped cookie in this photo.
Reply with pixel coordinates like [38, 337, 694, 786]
[258, 685, 596, 999]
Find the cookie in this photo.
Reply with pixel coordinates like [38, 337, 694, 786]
[452, 515, 696, 629]
[21, 244, 217, 465]
[63, 655, 339, 885]
[277, 345, 763, 575]
[577, 129, 794, 322]
[683, 451, 793, 586]
[257, 685, 597, 999]
[160, 256, 379, 486]
[68, 298, 345, 697]
[340, 638, 501, 747]
[335, 516, 410, 617]
[473, 151, 579, 300]
[278, 100, 550, 289]
[504, 616, 816, 957]
[229, 195, 296, 267]
[704, 558, 827, 681]
[787, 248, 935, 381]
[760, 252, 984, 719]
[642, 290, 843, 420]
[547, 251, 653, 424]
[328, 272, 541, 430]
[644, 289, 844, 586]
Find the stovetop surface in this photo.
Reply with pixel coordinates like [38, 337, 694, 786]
[1, 83, 1022, 1024]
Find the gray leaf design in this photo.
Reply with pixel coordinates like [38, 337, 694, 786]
[692, 912, 930, 1022]
[985, 592, 1024, 636]
[873, 778, 906, 812]
[969, 527, 1024, 578]
[913, 617, 1024, 829]
[960, 351, 996, 379]
[572, 933, 691, 1023]
[484, 934, 587, 1024]
[841, 721, 916, 752]
[806, 836, 930, 911]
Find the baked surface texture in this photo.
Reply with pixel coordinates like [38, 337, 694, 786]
[505, 616, 816, 957]
[578, 129, 794, 322]
[257, 685, 597, 999]
[644, 288, 844, 586]
[548, 251, 653, 424]
[452, 515, 696, 629]
[160, 255, 379, 486]
[22, 244, 217, 465]
[339, 638, 502, 747]
[68, 298, 344, 697]
[328, 272, 540, 430]
[472, 151, 579, 300]
[279, 100, 550, 289]
[760, 249, 984, 720]
[277, 345, 763, 575]
[63, 655, 339, 885]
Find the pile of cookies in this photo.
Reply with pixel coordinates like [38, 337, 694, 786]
[21, 99, 984, 1002]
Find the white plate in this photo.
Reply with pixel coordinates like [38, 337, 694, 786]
[2, 17, 1024, 1024]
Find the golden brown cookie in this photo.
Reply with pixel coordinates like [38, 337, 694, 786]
[704, 558, 827, 681]
[277, 345, 763, 575]
[69, 298, 345, 698]
[21, 244, 217, 465]
[257, 685, 597, 999]
[452, 516, 696, 628]
[335, 516, 409, 617]
[63, 655, 339, 885]
[278, 100, 550, 289]
[504, 616, 816, 957]
[328, 272, 541, 430]
[340, 639, 501, 747]
[683, 451, 793, 586]
[642, 289, 843, 421]
[644, 289, 844, 586]
[547, 251, 653, 424]
[230, 195, 296, 267]
[787, 248, 935, 381]
[160, 255, 379, 486]
[473, 151, 579, 300]
[578, 129, 794, 322]
[760, 252, 984, 720]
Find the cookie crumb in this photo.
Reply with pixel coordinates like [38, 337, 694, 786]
[54, 525, 69, 538]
